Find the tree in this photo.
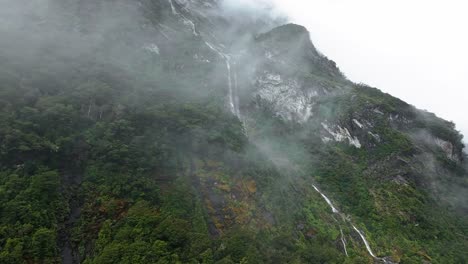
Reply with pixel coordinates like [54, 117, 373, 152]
[0, 238, 25, 264]
[31, 228, 57, 263]
[29, 170, 60, 203]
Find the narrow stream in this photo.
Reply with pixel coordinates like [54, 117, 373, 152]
[204, 41, 240, 117]
[168, 0, 198, 36]
[168, 0, 178, 15]
[312, 184, 387, 261]
[340, 227, 349, 257]
[224, 55, 236, 115]
[352, 225, 377, 258]
[312, 184, 339, 213]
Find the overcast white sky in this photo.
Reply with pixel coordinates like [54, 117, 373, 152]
[267, 0, 468, 143]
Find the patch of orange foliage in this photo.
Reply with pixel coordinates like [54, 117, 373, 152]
[217, 183, 231, 192]
[245, 180, 257, 194]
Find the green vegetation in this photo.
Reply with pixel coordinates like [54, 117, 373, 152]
[0, 3, 466, 263]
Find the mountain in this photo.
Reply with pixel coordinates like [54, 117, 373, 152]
[0, 0, 466, 263]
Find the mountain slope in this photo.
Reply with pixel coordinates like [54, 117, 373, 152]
[0, 0, 466, 263]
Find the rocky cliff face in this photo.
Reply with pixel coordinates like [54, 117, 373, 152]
[0, 0, 466, 263]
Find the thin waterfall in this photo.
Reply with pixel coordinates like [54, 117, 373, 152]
[168, 0, 178, 15]
[312, 184, 388, 261]
[225, 55, 236, 114]
[352, 225, 377, 258]
[204, 42, 240, 117]
[168, 0, 198, 36]
[340, 227, 349, 257]
[233, 61, 240, 117]
[182, 18, 198, 36]
[312, 184, 339, 213]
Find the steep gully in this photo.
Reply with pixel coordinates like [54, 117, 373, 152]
[61, 171, 83, 264]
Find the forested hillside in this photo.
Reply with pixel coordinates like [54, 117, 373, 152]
[0, 0, 466, 263]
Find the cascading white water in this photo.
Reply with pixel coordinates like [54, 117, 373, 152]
[312, 184, 389, 261]
[168, 0, 198, 36]
[352, 225, 377, 258]
[204, 41, 219, 55]
[168, 0, 178, 15]
[225, 55, 236, 115]
[312, 184, 339, 213]
[233, 61, 240, 117]
[204, 42, 240, 117]
[182, 18, 198, 36]
[312, 185, 348, 257]
[340, 227, 349, 257]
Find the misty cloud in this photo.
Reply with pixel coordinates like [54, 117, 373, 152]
[219, 0, 286, 27]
